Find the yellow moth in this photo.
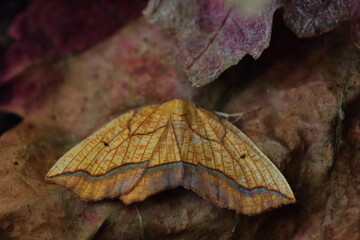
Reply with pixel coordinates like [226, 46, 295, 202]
[45, 99, 295, 215]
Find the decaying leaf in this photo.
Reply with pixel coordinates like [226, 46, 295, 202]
[144, 0, 280, 87]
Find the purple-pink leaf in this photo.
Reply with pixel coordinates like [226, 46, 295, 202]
[0, 0, 145, 84]
[144, 0, 280, 86]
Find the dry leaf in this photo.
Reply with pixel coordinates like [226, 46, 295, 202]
[144, 0, 280, 86]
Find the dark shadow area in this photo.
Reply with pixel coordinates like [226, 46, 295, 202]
[0, 110, 22, 135]
[0, 0, 29, 54]
[0, 80, 13, 104]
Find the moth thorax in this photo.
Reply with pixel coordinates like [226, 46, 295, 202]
[172, 119, 188, 146]
[168, 99, 188, 115]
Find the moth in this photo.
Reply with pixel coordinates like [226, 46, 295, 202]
[45, 99, 295, 215]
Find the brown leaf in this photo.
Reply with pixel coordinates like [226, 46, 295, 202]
[221, 24, 359, 240]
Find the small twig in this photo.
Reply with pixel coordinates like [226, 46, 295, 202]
[230, 212, 240, 240]
[134, 204, 144, 240]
